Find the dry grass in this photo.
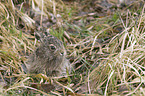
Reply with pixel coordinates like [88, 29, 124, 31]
[0, 0, 145, 95]
[89, 5, 145, 95]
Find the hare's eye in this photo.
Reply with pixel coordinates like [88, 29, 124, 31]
[49, 44, 56, 51]
[50, 46, 56, 50]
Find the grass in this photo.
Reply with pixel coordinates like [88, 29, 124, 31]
[0, 0, 145, 95]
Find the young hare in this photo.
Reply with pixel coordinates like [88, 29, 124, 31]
[25, 34, 71, 76]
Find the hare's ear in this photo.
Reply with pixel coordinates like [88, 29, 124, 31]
[35, 32, 43, 42]
[35, 32, 41, 40]
[44, 30, 50, 36]
[34, 32, 46, 43]
[34, 29, 50, 42]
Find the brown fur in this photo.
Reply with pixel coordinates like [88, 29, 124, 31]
[25, 35, 70, 76]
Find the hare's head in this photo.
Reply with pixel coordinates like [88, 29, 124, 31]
[45, 36, 65, 55]
[35, 35, 66, 59]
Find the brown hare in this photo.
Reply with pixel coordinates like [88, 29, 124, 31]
[25, 33, 71, 76]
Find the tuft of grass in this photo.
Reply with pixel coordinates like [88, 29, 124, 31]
[0, 1, 36, 95]
[89, 5, 145, 95]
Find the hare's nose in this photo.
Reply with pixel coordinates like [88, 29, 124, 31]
[60, 52, 64, 56]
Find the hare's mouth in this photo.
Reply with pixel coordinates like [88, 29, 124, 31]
[53, 50, 63, 56]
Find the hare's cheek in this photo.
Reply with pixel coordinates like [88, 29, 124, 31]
[36, 48, 40, 56]
[36, 48, 45, 58]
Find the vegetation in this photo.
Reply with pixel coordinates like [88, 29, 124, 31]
[0, 0, 145, 95]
